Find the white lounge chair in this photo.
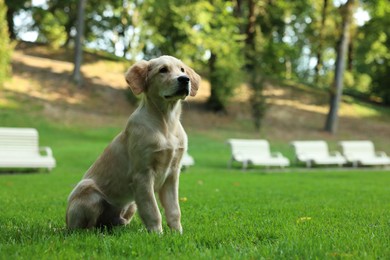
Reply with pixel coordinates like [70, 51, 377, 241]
[227, 139, 290, 170]
[181, 152, 195, 169]
[339, 140, 390, 167]
[291, 140, 346, 168]
[0, 127, 56, 171]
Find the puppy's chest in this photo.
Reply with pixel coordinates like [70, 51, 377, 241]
[152, 136, 184, 189]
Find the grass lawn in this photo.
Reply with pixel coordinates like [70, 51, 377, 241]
[0, 112, 389, 259]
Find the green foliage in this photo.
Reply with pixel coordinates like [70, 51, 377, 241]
[0, 0, 12, 87]
[171, 0, 244, 61]
[140, 0, 188, 57]
[33, 8, 67, 49]
[142, 0, 244, 111]
[343, 71, 372, 97]
[208, 54, 244, 106]
[244, 1, 303, 128]
[355, 7, 390, 104]
[186, 1, 244, 110]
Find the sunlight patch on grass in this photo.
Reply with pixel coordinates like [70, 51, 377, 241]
[232, 84, 288, 102]
[5, 77, 86, 105]
[13, 51, 73, 72]
[271, 99, 328, 114]
[268, 94, 385, 119]
[340, 102, 381, 118]
[0, 95, 19, 109]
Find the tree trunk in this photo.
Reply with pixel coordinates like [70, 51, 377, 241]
[64, 14, 77, 47]
[347, 35, 354, 71]
[244, 0, 256, 70]
[314, 0, 328, 84]
[233, 0, 245, 34]
[324, 0, 354, 133]
[206, 52, 226, 113]
[6, 6, 15, 39]
[1, 0, 12, 88]
[244, 0, 266, 130]
[249, 73, 266, 130]
[72, 0, 86, 86]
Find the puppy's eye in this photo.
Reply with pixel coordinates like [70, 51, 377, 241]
[159, 67, 168, 73]
[181, 67, 185, 73]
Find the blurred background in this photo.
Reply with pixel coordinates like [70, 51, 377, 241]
[0, 0, 389, 146]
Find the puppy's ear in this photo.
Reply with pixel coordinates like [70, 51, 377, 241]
[125, 60, 149, 95]
[184, 65, 201, 97]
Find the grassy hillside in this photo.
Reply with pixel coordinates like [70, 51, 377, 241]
[2, 42, 389, 153]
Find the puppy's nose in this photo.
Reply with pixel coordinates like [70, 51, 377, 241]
[178, 76, 190, 84]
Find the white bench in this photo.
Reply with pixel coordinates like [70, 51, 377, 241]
[291, 140, 346, 168]
[181, 152, 195, 169]
[0, 127, 56, 171]
[227, 139, 290, 170]
[339, 140, 390, 167]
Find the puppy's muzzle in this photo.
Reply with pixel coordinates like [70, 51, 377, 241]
[176, 76, 190, 96]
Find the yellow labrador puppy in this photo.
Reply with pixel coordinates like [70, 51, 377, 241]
[66, 56, 200, 233]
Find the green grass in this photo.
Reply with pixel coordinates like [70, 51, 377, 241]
[1, 109, 390, 259]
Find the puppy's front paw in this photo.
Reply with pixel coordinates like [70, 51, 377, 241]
[147, 225, 163, 234]
[169, 223, 183, 234]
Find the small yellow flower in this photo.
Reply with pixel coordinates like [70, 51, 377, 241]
[297, 217, 312, 223]
[180, 197, 188, 202]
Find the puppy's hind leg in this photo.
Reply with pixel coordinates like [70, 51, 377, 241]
[96, 201, 129, 228]
[66, 179, 105, 229]
[122, 202, 137, 224]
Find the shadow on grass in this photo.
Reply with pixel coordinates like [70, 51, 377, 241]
[0, 168, 49, 175]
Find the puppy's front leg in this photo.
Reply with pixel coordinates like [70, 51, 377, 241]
[159, 172, 182, 233]
[134, 172, 162, 233]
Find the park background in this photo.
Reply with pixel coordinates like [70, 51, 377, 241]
[0, 0, 390, 259]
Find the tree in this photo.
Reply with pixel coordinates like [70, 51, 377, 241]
[33, 8, 67, 49]
[32, 0, 76, 48]
[72, 0, 86, 86]
[143, 0, 244, 112]
[324, 0, 355, 133]
[313, 0, 329, 83]
[235, 0, 300, 130]
[110, 0, 136, 58]
[0, 0, 12, 88]
[140, 0, 189, 58]
[200, 0, 244, 112]
[242, 0, 267, 130]
[354, 0, 390, 105]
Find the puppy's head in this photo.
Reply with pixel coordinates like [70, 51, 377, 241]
[125, 56, 201, 100]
